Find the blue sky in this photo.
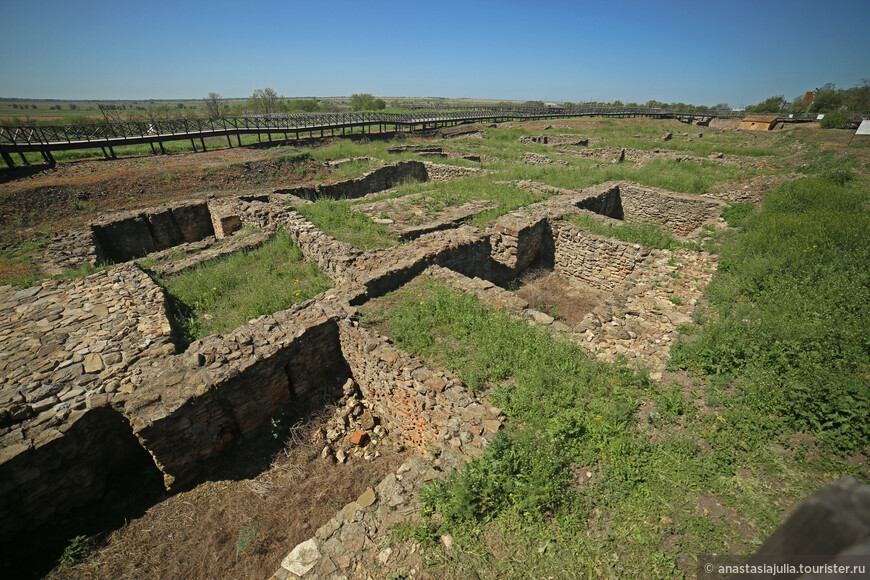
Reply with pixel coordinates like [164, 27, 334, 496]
[1, 0, 867, 107]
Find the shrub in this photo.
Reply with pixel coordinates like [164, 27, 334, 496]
[819, 111, 849, 129]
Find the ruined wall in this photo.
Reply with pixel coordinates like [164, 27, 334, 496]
[576, 183, 625, 219]
[275, 161, 428, 200]
[340, 322, 450, 453]
[92, 201, 215, 263]
[489, 212, 553, 278]
[0, 405, 160, 540]
[553, 221, 650, 290]
[578, 181, 723, 236]
[274, 322, 504, 579]
[420, 161, 485, 182]
[618, 184, 722, 236]
[125, 302, 349, 490]
[347, 226, 492, 301]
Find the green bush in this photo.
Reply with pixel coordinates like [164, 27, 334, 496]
[422, 431, 571, 526]
[819, 111, 849, 129]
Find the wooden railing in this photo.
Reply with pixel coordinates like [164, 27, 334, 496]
[0, 106, 819, 168]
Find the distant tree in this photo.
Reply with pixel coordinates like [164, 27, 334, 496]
[284, 99, 320, 113]
[31, 104, 37, 109]
[842, 79, 870, 112]
[371, 98, 386, 110]
[748, 95, 785, 113]
[68, 103, 77, 110]
[809, 89, 843, 113]
[176, 103, 185, 109]
[203, 92, 229, 119]
[249, 88, 282, 115]
[350, 93, 376, 111]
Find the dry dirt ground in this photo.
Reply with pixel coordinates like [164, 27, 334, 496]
[512, 269, 605, 327]
[0, 144, 331, 281]
[44, 408, 409, 579]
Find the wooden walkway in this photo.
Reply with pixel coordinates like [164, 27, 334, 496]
[0, 107, 812, 168]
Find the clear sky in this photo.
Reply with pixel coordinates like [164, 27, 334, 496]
[0, 0, 867, 107]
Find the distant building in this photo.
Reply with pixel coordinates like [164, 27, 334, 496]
[738, 115, 778, 131]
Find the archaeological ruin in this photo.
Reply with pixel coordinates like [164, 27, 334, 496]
[0, 149, 732, 578]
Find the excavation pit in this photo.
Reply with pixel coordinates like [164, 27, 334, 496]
[2, 172, 723, 578]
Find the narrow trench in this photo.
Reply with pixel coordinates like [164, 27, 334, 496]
[1, 409, 166, 580]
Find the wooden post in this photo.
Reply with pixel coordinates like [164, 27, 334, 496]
[190, 139, 197, 152]
[108, 146, 116, 159]
[200, 138, 207, 151]
[237, 133, 242, 147]
[1, 149, 15, 168]
[150, 142, 157, 154]
[101, 146, 110, 160]
[226, 135, 233, 148]
[159, 140, 166, 154]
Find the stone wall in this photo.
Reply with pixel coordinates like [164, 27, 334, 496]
[124, 300, 350, 490]
[616, 182, 724, 236]
[0, 404, 160, 540]
[576, 183, 625, 219]
[489, 212, 552, 278]
[553, 220, 650, 290]
[519, 134, 588, 146]
[275, 161, 428, 200]
[92, 201, 215, 263]
[273, 322, 504, 580]
[420, 161, 485, 182]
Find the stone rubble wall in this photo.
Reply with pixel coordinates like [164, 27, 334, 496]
[350, 193, 497, 241]
[348, 226, 491, 301]
[91, 201, 215, 263]
[519, 134, 589, 146]
[274, 161, 428, 200]
[522, 151, 569, 166]
[553, 220, 650, 290]
[0, 264, 174, 539]
[273, 323, 504, 580]
[124, 300, 350, 491]
[573, 247, 718, 374]
[0, 405, 154, 540]
[419, 161, 486, 182]
[613, 182, 724, 236]
[145, 231, 270, 277]
[488, 212, 552, 277]
[40, 228, 105, 275]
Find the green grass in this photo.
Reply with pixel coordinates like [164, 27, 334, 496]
[567, 213, 697, 251]
[328, 158, 382, 180]
[295, 199, 401, 250]
[158, 230, 331, 346]
[671, 174, 870, 453]
[363, 279, 858, 578]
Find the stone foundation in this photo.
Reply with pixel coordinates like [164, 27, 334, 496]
[3, 171, 725, 571]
